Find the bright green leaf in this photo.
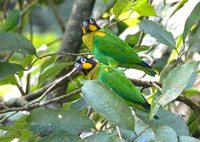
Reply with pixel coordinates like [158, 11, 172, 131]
[82, 80, 135, 130]
[139, 20, 176, 49]
[182, 88, 200, 97]
[0, 76, 17, 85]
[125, 32, 140, 46]
[38, 131, 80, 142]
[134, 3, 156, 16]
[2, 9, 20, 31]
[113, 0, 134, 18]
[0, 32, 36, 55]
[155, 126, 178, 142]
[159, 61, 199, 106]
[27, 108, 94, 135]
[38, 62, 74, 87]
[183, 2, 200, 41]
[0, 62, 24, 79]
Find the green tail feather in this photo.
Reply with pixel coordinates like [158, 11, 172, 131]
[132, 61, 156, 76]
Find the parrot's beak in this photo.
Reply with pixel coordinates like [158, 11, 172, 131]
[80, 21, 89, 34]
[74, 64, 83, 71]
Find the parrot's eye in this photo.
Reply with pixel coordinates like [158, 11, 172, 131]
[89, 19, 94, 23]
[74, 63, 80, 67]
[81, 58, 87, 63]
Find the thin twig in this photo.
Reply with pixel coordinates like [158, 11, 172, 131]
[99, 119, 108, 131]
[132, 126, 150, 141]
[116, 126, 124, 142]
[0, 89, 81, 114]
[21, 0, 38, 17]
[28, 68, 77, 104]
[24, 52, 90, 71]
[0, 111, 17, 123]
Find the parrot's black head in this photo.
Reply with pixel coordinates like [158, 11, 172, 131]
[75, 57, 97, 75]
[80, 18, 100, 34]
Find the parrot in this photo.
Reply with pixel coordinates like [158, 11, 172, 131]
[80, 18, 156, 76]
[75, 57, 158, 119]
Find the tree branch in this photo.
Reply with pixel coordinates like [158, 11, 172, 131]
[55, 0, 95, 100]
[0, 89, 81, 114]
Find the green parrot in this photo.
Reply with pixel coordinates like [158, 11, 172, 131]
[80, 18, 156, 76]
[75, 57, 158, 119]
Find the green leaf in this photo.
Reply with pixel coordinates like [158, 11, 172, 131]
[133, 121, 155, 142]
[70, 97, 88, 112]
[132, 45, 149, 53]
[121, 121, 156, 142]
[40, 56, 56, 73]
[149, 90, 161, 120]
[183, 2, 200, 41]
[113, 0, 134, 18]
[134, 3, 156, 16]
[125, 32, 140, 46]
[92, 0, 115, 19]
[0, 76, 17, 85]
[38, 131, 80, 142]
[82, 80, 135, 130]
[0, 32, 36, 55]
[159, 61, 199, 106]
[179, 135, 200, 142]
[139, 20, 176, 49]
[182, 88, 200, 97]
[27, 108, 94, 135]
[82, 131, 123, 142]
[38, 62, 74, 87]
[155, 126, 178, 142]
[135, 108, 189, 135]
[0, 62, 24, 79]
[189, 26, 200, 48]
[2, 9, 20, 31]
[169, 0, 188, 18]
[160, 60, 177, 83]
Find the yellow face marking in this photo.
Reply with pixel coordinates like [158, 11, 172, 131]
[82, 27, 86, 34]
[95, 31, 106, 37]
[104, 68, 109, 72]
[89, 24, 97, 32]
[82, 63, 93, 70]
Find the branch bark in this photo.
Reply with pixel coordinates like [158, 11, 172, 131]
[55, 0, 95, 99]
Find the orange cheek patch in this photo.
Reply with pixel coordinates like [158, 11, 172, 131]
[95, 31, 106, 37]
[89, 24, 97, 31]
[82, 63, 92, 69]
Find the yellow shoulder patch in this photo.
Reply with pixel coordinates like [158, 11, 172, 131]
[95, 31, 106, 37]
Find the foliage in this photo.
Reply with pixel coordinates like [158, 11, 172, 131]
[0, 0, 200, 141]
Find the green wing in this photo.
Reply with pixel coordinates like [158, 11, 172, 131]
[93, 29, 156, 76]
[93, 29, 142, 64]
[97, 65, 148, 107]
